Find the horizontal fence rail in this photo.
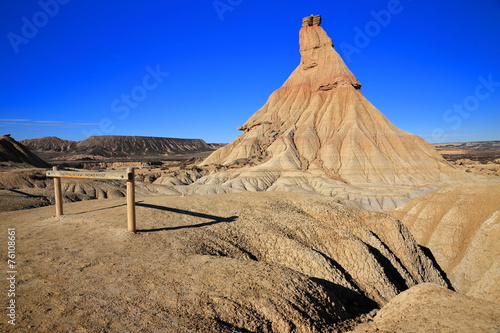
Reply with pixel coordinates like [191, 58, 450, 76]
[46, 170, 131, 180]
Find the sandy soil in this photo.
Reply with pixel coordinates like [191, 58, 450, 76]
[0, 161, 498, 332]
[1, 191, 449, 332]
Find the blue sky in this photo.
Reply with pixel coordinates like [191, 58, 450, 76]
[1, 0, 499, 144]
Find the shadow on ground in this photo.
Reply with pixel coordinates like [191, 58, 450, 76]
[419, 245, 455, 291]
[8, 189, 46, 198]
[136, 202, 238, 232]
[71, 203, 127, 215]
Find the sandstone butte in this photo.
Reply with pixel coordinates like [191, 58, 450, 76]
[197, 15, 471, 210]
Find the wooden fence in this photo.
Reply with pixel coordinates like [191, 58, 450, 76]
[46, 166, 136, 232]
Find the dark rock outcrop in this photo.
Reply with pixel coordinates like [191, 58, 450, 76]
[0, 135, 50, 168]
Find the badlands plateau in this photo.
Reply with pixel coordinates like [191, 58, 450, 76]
[1, 15, 499, 333]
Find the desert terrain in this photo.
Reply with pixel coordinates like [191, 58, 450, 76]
[2, 189, 499, 332]
[432, 141, 500, 177]
[1, 14, 499, 333]
[1, 164, 499, 332]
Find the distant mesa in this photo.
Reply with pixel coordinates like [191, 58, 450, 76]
[21, 135, 221, 161]
[0, 134, 50, 168]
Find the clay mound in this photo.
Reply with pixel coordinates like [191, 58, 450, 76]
[352, 283, 500, 333]
[391, 181, 500, 303]
[202, 15, 463, 189]
[0, 192, 448, 331]
[0, 134, 50, 168]
[188, 192, 448, 307]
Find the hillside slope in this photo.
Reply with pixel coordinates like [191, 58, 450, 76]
[352, 283, 500, 333]
[0, 135, 50, 168]
[391, 182, 500, 303]
[20, 136, 76, 152]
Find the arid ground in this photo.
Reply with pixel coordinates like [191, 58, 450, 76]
[1, 13, 499, 332]
[1, 188, 499, 332]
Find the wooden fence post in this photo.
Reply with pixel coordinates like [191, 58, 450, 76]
[126, 168, 136, 232]
[53, 166, 63, 217]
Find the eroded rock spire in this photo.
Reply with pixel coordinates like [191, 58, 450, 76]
[199, 15, 466, 209]
[302, 14, 322, 27]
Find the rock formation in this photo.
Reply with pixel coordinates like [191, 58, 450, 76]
[302, 14, 322, 27]
[392, 182, 500, 303]
[196, 15, 467, 209]
[0, 134, 50, 168]
[22, 135, 215, 160]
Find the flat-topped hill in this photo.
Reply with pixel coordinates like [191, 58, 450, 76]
[21, 135, 216, 161]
